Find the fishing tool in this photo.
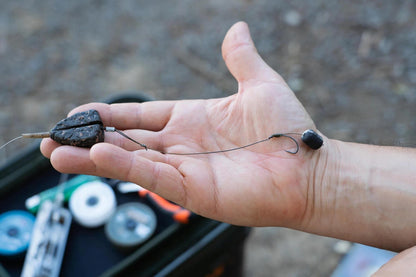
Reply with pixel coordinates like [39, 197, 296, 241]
[117, 182, 192, 224]
[25, 174, 100, 214]
[0, 210, 35, 258]
[21, 174, 72, 277]
[69, 180, 116, 228]
[105, 202, 157, 250]
[0, 109, 323, 155]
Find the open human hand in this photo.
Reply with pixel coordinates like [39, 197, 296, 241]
[41, 22, 323, 227]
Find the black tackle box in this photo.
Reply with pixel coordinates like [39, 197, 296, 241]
[0, 94, 250, 277]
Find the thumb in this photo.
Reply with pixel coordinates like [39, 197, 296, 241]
[221, 21, 284, 84]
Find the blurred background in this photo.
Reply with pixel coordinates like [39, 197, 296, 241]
[0, 1, 415, 276]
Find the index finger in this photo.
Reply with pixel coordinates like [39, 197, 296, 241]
[69, 101, 176, 131]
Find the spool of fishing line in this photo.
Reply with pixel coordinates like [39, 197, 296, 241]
[69, 181, 116, 228]
[0, 210, 35, 257]
[105, 202, 157, 249]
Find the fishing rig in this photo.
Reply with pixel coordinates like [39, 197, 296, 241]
[0, 109, 323, 155]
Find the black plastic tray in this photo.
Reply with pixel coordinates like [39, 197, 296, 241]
[0, 94, 250, 277]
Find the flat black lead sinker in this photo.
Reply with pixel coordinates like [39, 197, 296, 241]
[22, 109, 105, 148]
[51, 109, 104, 147]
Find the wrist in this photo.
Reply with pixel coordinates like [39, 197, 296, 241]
[301, 138, 416, 250]
[296, 135, 342, 232]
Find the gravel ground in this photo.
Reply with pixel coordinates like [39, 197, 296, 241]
[1, 1, 415, 276]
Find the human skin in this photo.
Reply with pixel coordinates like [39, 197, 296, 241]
[40, 21, 416, 272]
[374, 245, 416, 276]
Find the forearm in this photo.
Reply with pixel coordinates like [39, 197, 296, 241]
[303, 139, 416, 251]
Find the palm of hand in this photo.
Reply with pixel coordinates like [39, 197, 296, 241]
[153, 80, 315, 226]
[41, 22, 318, 227]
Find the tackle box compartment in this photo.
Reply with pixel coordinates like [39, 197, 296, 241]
[0, 93, 250, 277]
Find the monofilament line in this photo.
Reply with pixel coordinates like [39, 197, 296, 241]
[102, 130, 300, 155]
[105, 128, 299, 155]
[166, 137, 272, 155]
[164, 133, 300, 155]
[0, 136, 23, 151]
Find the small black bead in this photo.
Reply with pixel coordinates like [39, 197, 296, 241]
[301, 130, 323, 150]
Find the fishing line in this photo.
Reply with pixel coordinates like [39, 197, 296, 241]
[0, 210, 36, 258]
[104, 128, 323, 155]
[0, 136, 23, 151]
[162, 133, 300, 155]
[105, 202, 157, 249]
[69, 180, 117, 228]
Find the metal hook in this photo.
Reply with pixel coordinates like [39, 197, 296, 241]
[268, 133, 300, 154]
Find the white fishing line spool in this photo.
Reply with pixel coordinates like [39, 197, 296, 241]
[69, 181, 116, 228]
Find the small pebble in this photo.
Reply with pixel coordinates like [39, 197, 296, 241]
[288, 77, 304, 92]
[284, 10, 302, 27]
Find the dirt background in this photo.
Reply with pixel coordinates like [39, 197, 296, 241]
[1, 1, 415, 276]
